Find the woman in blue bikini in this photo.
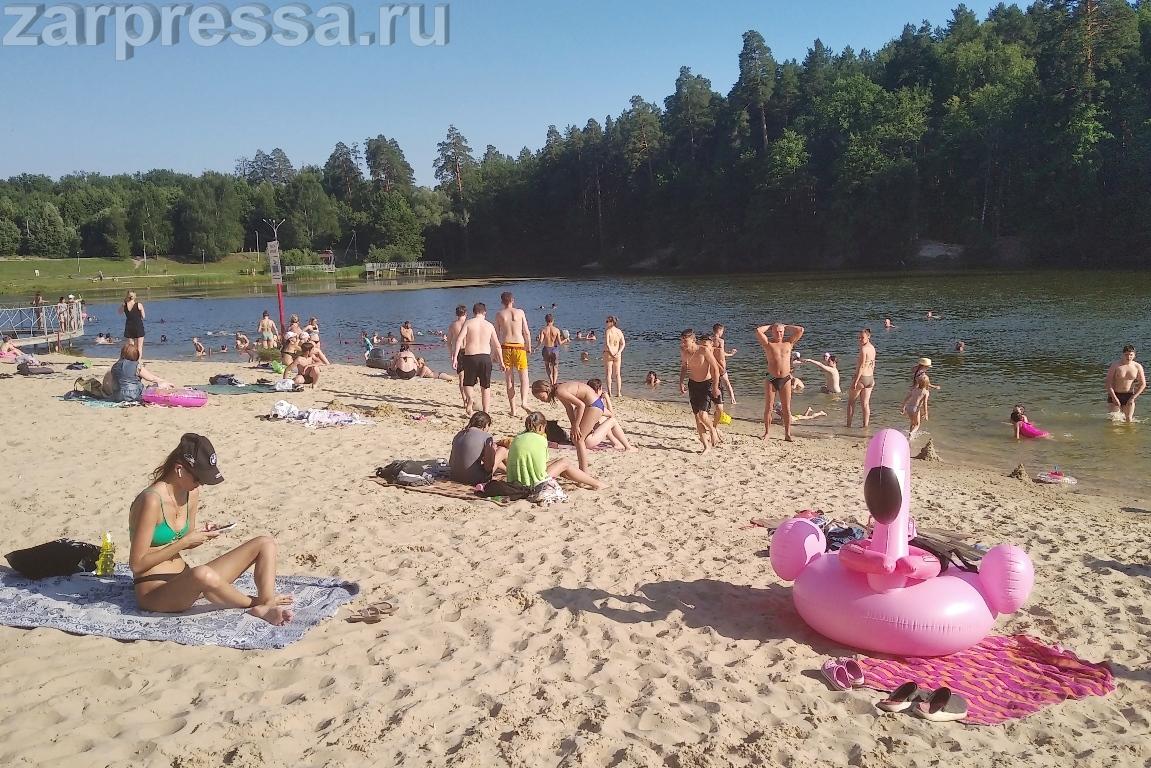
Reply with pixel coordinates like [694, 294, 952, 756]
[531, 379, 636, 466]
[128, 434, 294, 626]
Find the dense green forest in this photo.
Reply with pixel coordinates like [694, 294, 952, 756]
[2, 1, 1150, 271]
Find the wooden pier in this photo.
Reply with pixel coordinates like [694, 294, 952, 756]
[364, 261, 445, 279]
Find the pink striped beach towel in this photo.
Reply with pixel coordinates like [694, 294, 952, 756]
[858, 634, 1114, 725]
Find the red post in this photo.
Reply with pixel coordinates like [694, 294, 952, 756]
[276, 282, 285, 338]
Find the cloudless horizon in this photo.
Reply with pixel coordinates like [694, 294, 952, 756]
[1, 0, 1007, 187]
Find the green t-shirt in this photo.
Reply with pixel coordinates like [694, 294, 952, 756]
[507, 431, 549, 488]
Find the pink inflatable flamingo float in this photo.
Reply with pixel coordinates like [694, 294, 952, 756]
[771, 429, 1034, 657]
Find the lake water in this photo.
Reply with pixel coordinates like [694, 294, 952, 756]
[37, 271, 1151, 502]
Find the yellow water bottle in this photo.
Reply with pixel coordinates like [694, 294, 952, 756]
[95, 531, 115, 577]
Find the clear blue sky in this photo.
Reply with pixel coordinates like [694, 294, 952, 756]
[0, 0, 1004, 186]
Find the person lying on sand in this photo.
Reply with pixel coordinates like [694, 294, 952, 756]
[507, 411, 604, 491]
[415, 357, 453, 381]
[774, 403, 827, 424]
[128, 433, 293, 626]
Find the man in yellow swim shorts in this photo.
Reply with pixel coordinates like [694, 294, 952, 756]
[495, 291, 532, 416]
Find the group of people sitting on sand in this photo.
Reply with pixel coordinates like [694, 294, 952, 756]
[448, 410, 605, 492]
[381, 345, 454, 381]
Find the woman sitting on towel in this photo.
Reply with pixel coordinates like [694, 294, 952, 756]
[449, 411, 508, 485]
[507, 411, 604, 491]
[103, 341, 173, 401]
[128, 433, 294, 626]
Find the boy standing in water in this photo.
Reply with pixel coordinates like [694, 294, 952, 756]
[1106, 344, 1146, 423]
[603, 316, 626, 397]
[538, 314, 563, 385]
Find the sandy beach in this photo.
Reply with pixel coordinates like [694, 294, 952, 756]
[1, 356, 1147, 768]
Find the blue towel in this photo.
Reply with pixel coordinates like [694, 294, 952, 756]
[0, 565, 358, 649]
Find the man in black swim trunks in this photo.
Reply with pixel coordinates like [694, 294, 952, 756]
[679, 329, 722, 452]
[1106, 344, 1146, 423]
[451, 303, 503, 416]
[755, 322, 806, 442]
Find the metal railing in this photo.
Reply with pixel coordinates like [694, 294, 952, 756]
[0, 300, 85, 344]
[364, 261, 445, 278]
[283, 264, 337, 275]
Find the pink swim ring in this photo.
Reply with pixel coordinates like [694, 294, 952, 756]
[771, 429, 1034, 657]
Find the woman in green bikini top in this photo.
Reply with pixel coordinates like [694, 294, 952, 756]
[128, 433, 295, 626]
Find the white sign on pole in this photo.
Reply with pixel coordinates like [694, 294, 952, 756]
[266, 240, 283, 285]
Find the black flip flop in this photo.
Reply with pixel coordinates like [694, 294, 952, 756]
[914, 687, 969, 722]
[877, 682, 930, 713]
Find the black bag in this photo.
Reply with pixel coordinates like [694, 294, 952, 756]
[545, 420, 571, 445]
[16, 362, 53, 376]
[5, 539, 101, 579]
[209, 374, 241, 385]
[477, 479, 532, 500]
[374, 459, 448, 485]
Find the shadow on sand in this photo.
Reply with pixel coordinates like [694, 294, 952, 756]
[538, 578, 843, 653]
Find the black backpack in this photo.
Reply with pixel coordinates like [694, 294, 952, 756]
[5, 539, 101, 579]
[375, 459, 448, 485]
[545, 420, 571, 445]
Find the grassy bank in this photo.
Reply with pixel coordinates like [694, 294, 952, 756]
[0, 255, 368, 299]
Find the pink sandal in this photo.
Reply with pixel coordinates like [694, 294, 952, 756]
[821, 657, 865, 690]
[821, 659, 852, 690]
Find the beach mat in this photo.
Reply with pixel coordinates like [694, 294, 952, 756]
[57, 394, 138, 409]
[201, 383, 280, 396]
[0, 565, 357, 650]
[858, 634, 1114, 725]
[369, 476, 509, 506]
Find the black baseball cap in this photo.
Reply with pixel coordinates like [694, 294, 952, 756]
[179, 433, 224, 485]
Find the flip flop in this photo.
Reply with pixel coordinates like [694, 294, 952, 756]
[915, 687, 968, 722]
[837, 657, 865, 687]
[368, 601, 398, 616]
[346, 606, 385, 624]
[346, 602, 398, 623]
[877, 682, 930, 713]
[821, 659, 852, 691]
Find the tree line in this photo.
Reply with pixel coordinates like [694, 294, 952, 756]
[2, 1, 1149, 271]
